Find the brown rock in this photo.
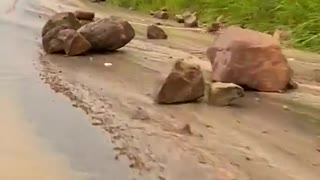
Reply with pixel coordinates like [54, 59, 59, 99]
[74, 10, 95, 21]
[42, 25, 69, 54]
[184, 13, 198, 27]
[286, 80, 298, 90]
[153, 11, 169, 19]
[147, 25, 168, 39]
[175, 14, 184, 23]
[207, 22, 223, 33]
[57, 29, 91, 56]
[42, 12, 81, 37]
[156, 60, 205, 104]
[206, 26, 292, 92]
[78, 17, 135, 51]
[206, 82, 244, 106]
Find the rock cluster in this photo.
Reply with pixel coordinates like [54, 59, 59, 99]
[42, 11, 135, 55]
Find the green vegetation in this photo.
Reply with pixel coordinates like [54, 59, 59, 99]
[109, 0, 320, 52]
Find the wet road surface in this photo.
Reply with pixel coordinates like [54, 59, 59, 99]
[0, 0, 131, 179]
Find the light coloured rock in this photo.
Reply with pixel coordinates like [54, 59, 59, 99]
[207, 82, 244, 106]
[175, 14, 184, 23]
[153, 11, 169, 19]
[156, 60, 205, 104]
[206, 26, 292, 92]
[184, 13, 198, 27]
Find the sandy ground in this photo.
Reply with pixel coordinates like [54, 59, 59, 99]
[35, 0, 320, 180]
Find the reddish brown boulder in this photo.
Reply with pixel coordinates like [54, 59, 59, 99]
[74, 10, 95, 21]
[156, 60, 205, 104]
[147, 25, 168, 39]
[42, 12, 81, 37]
[206, 26, 292, 92]
[58, 29, 91, 56]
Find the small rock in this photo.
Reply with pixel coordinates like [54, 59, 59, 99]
[285, 80, 298, 90]
[179, 124, 192, 135]
[207, 22, 223, 33]
[74, 10, 95, 21]
[184, 13, 198, 27]
[132, 107, 150, 121]
[156, 60, 205, 104]
[153, 11, 169, 19]
[206, 82, 244, 106]
[283, 105, 289, 111]
[316, 148, 320, 153]
[245, 156, 252, 161]
[175, 14, 184, 23]
[181, 11, 192, 19]
[147, 25, 168, 39]
[149, 11, 155, 16]
[91, 119, 103, 126]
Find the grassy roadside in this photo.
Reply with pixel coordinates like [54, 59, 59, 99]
[108, 0, 320, 53]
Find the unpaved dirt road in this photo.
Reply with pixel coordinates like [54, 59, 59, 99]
[2, 0, 320, 179]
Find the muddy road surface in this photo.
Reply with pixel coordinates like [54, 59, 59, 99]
[2, 0, 320, 180]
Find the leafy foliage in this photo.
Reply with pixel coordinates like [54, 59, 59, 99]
[110, 0, 320, 52]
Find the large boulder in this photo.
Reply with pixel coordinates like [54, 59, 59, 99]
[156, 60, 205, 104]
[147, 25, 168, 39]
[74, 10, 95, 21]
[206, 82, 244, 106]
[184, 13, 198, 27]
[42, 12, 81, 37]
[57, 29, 91, 56]
[206, 26, 292, 92]
[78, 17, 135, 51]
[42, 25, 69, 54]
[153, 11, 169, 19]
